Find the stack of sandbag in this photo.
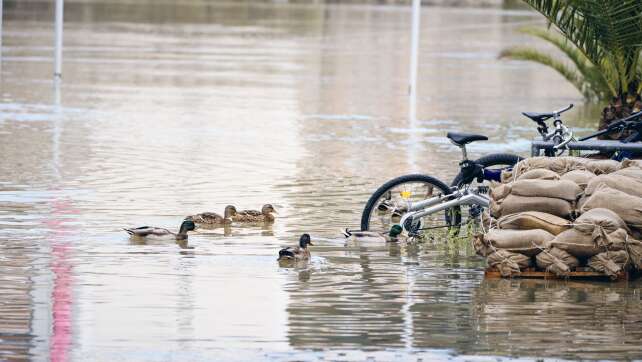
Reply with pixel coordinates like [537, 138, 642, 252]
[478, 156, 642, 279]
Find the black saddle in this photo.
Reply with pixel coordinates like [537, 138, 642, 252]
[522, 111, 554, 123]
[446, 132, 488, 146]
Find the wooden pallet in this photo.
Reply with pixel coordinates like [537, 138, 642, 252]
[484, 267, 637, 281]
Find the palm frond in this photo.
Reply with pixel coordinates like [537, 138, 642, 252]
[500, 46, 596, 98]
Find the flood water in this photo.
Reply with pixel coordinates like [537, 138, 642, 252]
[1, 1, 641, 361]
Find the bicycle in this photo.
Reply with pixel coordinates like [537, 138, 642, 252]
[360, 104, 642, 239]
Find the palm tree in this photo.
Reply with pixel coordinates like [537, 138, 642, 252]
[500, 0, 642, 133]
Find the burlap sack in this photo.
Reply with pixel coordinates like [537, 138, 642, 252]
[491, 194, 573, 218]
[613, 166, 642, 181]
[550, 228, 627, 258]
[497, 211, 570, 236]
[584, 159, 621, 175]
[487, 249, 532, 277]
[484, 229, 554, 256]
[516, 168, 560, 181]
[585, 174, 642, 198]
[535, 247, 579, 276]
[560, 170, 595, 190]
[625, 237, 642, 270]
[513, 156, 589, 177]
[588, 250, 629, 279]
[473, 234, 493, 257]
[620, 159, 642, 169]
[580, 186, 642, 228]
[500, 169, 514, 184]
[573, 208, 628, 235]
[510, 179, 581, 201]
[490, 182, 512, 201]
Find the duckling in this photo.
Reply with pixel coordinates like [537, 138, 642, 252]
[341, 224, 404, 243]
[232, 204, 277, 223]
[124, 220, 196, 241]
[277, 234, 313, 261]
[186, 205, 237, 227]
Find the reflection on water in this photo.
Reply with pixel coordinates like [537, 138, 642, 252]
[1, 0, 641, 360]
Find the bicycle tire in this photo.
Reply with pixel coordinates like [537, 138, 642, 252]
[360, 174, 453, 232]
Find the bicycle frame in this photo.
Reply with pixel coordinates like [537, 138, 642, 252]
[398, 186, 489, 232]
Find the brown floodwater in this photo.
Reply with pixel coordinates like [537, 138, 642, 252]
[1, 1, 640, 361]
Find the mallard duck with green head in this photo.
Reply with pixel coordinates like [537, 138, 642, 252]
[341, 224, 404, 243]
[277, 234, 313, 262]
[186, 205, 237, 227]
[232, 204, 277, 223]
[124, 219, 196, 240]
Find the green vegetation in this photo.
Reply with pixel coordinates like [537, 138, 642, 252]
[500, 1, 642, 129]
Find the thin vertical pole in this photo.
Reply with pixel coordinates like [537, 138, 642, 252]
[408, 0, 421, 123]
[1, 0, 4, 64]
[54, 0, 64, 77]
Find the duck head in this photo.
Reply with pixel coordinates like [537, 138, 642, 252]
[299, 233, 313, 248]
[262, 204, 278, 215]
[389, 224, 403, 238]
[224, 205, 237, 219]
[178, 220, 197, 235]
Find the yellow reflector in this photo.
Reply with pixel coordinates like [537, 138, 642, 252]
[400, 191, 412, 199]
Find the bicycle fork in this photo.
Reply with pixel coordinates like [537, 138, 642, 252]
[398, 191, 490, 233]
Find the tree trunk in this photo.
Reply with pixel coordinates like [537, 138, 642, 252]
[598, 93, 642, 140]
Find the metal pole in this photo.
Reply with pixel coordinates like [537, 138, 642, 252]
[1, 0, 4, 64]
[54, 0, 63, 77]
[408, 0, 421, 123]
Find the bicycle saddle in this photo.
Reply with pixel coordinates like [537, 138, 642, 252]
[446, 132, 488, 146]
[522, 111, 554, 123]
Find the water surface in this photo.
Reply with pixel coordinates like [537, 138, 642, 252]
[1, 1, 640, 361]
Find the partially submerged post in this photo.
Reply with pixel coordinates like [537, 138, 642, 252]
[408, 0, 421, 123]
[1, 0, 4, 64]
[54, 0, 64, 77]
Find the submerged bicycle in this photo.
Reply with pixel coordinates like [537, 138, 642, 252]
[360, 104, 642, 239]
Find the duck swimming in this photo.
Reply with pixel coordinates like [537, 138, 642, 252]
[277, 234, 313, 262]
[186, 205, 237, 227]
[232, 204, 277, 223]
[124, 220, 196, 240]
[342, 224, 404, 243]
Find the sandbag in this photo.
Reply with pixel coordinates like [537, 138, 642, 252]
[535, 247, 579, 276]
[612, 166, 642, 181]
[490, 182, 512, 201]
[497, 211, 570, 236]
[500, 169, 514, 184]
[513, 156, 589, 177]
[573, 208, 628, 236]
[487, 249, 532, 277]
[588, 250, 629, 279]
[585, 174, 642, 198]
[491, 194, 573, 219]
[516, 168, 560, 181]
[584, 159, 621, 175]
[560, 170, 595, 190]
[625, 237, 642, 270]
[550, 228, 627, 258]
[580, 186, 642, 228]
[483, 229, 554, 256]
[510, 179, 581, 201]
[473, 234, 493, 257]
[620, 159, 642, 169]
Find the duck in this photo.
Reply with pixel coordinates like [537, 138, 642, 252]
[232, 204, 277, 223]
[186, 205, 237, 227]
[341, 224, 404, 243]
[277, 234, 313, 262]
[124, 219, 196, 241]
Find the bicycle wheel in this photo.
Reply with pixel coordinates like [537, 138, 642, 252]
[449, 153, 523, 235]
[360, 174, 455, 240]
